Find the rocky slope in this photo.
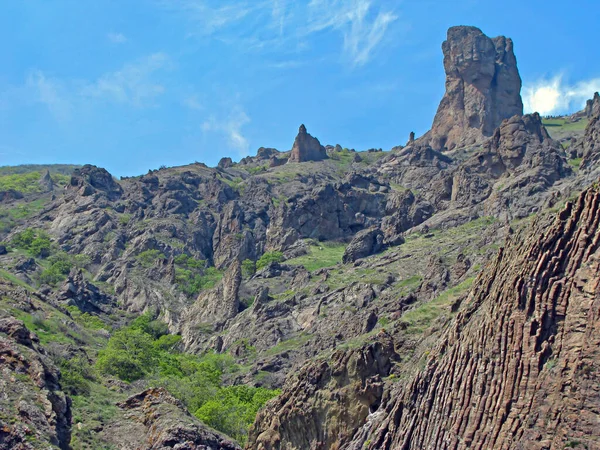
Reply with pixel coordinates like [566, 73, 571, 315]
[248, 162, 600, 450]
[0, 281, 71, 450]
[102, 388, 241, 450]
[0, 24, 599, 450]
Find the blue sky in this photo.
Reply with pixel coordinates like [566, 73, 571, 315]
[1, 0, 599, 176]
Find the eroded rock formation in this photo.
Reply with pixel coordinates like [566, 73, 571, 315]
[249, 182, 600, 450]
[421, 26, 523, 151]
[0, 283, 71, 450]
[103, 388, 241, 450]
[288, 125, 328, 163]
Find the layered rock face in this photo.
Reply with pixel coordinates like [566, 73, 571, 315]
[352, 185, 600, 450]
[248, 333, 398, 450]
[288, 125, 328, 163]
[422, 26, 523, 151]
[249, 181, 600, 450]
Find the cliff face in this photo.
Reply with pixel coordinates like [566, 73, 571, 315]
[0, 283, 72, 450]
[249, 183, 600, 450]
[422, 26, 523, 152]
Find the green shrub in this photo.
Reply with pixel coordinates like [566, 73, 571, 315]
[12, 228, 53, 257]
[136, 249, 165, 268]
[0, 171, 45, 194]
[174, 253, 205, 269]
[195, 385, 279, 443]
[130, 311, 169, 339]
[241, 259, 256, 278]
[96, 328, 157, 382]
[118, 214, 131, 226]
[256, 251, 283, 270]
[175, 265, 222, 297]
[66, 306, 107, 330]
[60, 356, 95, 396]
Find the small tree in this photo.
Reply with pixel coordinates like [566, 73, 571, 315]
[241, 259, 256, 278]
[256, 251, 283, 271]
[96, 328, 156, 382]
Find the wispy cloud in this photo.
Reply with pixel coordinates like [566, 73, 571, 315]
[159, 0, 399, 66]
[307, 0, 398, 66]
[183, 95, 204, 111]
[107, 32, 128, 44]
[81, 53, 170, 106]
[201, 106, 251, 155]
[158, 0, 261, 37]
[26, 70, 72, 122]
[523, 75, 600, 116]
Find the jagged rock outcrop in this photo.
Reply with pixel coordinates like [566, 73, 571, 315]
[103, 388, 240, 450]
[249, 181, 600, 450]
[266, 183, 386, 246]
[181, 262, 242, 349]
[69, 164, 123, 200]
[218, 157, 234, 169]
[248, 332, 399, 450]
[421, 26, 523, 151]
[342, 227, 385, 263]
[39, 170, 54, 192]
[56, 269, 117, 314]
[0, 283, 71, 449]
[256, 147, 280, 161]
[288, 125, 328, 163]
[578, 92, 600, 170]
[451, 113, 572, 218]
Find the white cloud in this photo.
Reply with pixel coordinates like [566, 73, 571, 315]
[523, 75, 600, 116]
[158, 0, 259, 36]
[159, 0, 399, 66]
[201, 106, 251, 155]
[26, 70, 72, 122]
[81, 53, 170, 106]
[107, 32, 128, 44]
[183, 95, 204, 111]
[307, 0, 397, 66]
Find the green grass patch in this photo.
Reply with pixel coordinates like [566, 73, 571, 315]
[399, 277, 475, 333]
[286, 241, 346, 272]
[0, 269, 34, 290]
[264, 333, 312, 356]
[569, 157, 582, 170]
[542, 117, 589, 131]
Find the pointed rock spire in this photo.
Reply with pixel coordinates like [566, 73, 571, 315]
[39, 170, 54, 192]
[421, 26, 523, 152]
[288, 124, 328, 163]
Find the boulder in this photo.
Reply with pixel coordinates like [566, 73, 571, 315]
[217, 157, 233, 169]
[342, 227, 385, 263]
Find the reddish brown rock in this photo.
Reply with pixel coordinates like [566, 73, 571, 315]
[355, 184, 600, 449]
[422, 26, 523, 151]
[287, 125, 328, 163]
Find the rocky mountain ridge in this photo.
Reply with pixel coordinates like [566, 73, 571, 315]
[1, 25, 599, 449]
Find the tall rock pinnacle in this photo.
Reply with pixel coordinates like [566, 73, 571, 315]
[422, 26, 523, 152]
[288, 124, 328, 163]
